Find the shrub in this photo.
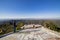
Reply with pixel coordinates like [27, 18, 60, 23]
[43, 21, 60, 32]
[16, 22, 24, 30]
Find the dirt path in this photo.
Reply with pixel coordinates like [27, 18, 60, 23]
[0, 27, 60, 40]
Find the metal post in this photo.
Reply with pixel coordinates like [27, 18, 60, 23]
[13, 20, 16, 33]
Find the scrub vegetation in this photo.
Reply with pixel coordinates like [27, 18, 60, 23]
[42, 20, 60, 32]
[0, 20, 60, 36]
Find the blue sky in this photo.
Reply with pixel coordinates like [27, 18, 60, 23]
[0, 0, 60, 19]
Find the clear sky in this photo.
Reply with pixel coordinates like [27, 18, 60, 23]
[0, 0, 60, 19]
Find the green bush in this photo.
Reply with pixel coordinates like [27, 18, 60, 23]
[43, 21, 60, 32]
[0, 22, 13, 35]
[16, 22, 24, 30]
